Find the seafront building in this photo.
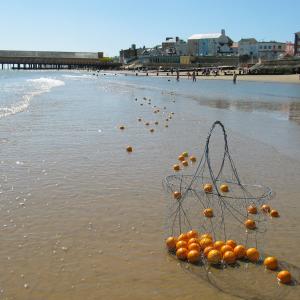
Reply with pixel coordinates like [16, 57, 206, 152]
[295, 32, 300, 56]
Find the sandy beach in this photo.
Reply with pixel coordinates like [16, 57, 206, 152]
[0, 70, 299, 300]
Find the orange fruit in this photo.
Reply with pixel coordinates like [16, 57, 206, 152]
[199, 238, 213, 250]
[277, 270, 292, 284]
[182, 160, 188, 167]
[247, 205, 257, 214]
[261, 204, 271, 213]
[220, 245, 234, 256]
[203, 208, 214, 218]
[176, 240, 187, 250]
[176, 248, 188, 260]
[226, 240, 237, 249]
[223, 251, 236, 264]
[264, 257, 278, 270]
[187, 230, 198, 239]
[214, 241, 225, 250]
[188, 243, 201, 252]
[207, 249, 222, 264]
[203, 246, 214, 257]
[200, 233, 213, 240]
[187, 250, 201, 263]
[246, 248, 260, 262]
[189, 156, 197, 162]
[220, 184, 229, 192]
[233, 245, 246, 259]
[166, 237, 177, 251]
[173, 164, 180, 171]
[188, 238, 199, 245]
[244, 219, 256, 230]
[126, 146, 133, 152]
[182, 152, 188, 157]
[270, 210, 279, 217]
[173, 191, 181, 199]
[203, 184, 213, 193]
[178, 233, 189, 242]
[138, 118, 142, 122]
[178, 155, 185, 161]
[145, 122, 150, 126]
[150, 128, 154, 133]
[119, 125, 125, 130]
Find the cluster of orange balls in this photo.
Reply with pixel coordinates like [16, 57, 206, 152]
[166, 230, 292, 284]
[173, 152, 197, 171]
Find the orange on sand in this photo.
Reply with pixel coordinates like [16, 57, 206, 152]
[178, 155, 185, 162]
[261, 204, 271, 213]
[182, 160, 188, 167]
[277, 270, 292, 284]
[126, 146, 133, 152]
[223, 251, 236, 264]
[166, 237, 177, 251]
[207, 249, 222, 264]
[173, 191, 182, 199]
[226, 240, 237, 249]
[220, 184, 229, 192]
[203, 184, 213, 193]
[245, 219, 256, 230]
[200, 233, 213, 240]
[246, 248, 260, 262]
[199, 238, 213, 250]
[178, 233, 189, 242]
[187, 230, 198, 239]
[187, 250, 201, 263]
[188, 243, 201, 252]
[173, 164, 180, 171]
[176, 248, 188, 260]
[234, 245, 247, 259]
[203, 246, 214, 257]
[220, 245, 234, 256]
[189, 156, 197, 162]
[203, 208, 214, 218]
[270, 209, 280, 217]
[247, 205, 257, 214]
[264, 257, 278, 270]
[188, 238, 199, 245]
[176, 240, 187, 250]
[214, 241, 225, 250]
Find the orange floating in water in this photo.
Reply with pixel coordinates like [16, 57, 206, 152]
[126, 146, 133, 152]
[233, 245, 246, 259]
[244, 219, 256, 230]
[261, 204, 271, 213]
[166, 237, 177, 251]
[165, 124, 169, 128]
[138, 118, 142, 122]
[207, 249, 222, 264]
[246, 248, 260, 262]
[154, 121, 159, 125]
[264, 256, 278, 270]
[277, 270, 292, 284]
[176, 248, 188, 260]
[270, 209, 279, 217]
[223, 251, 236, 264]
[178, 155, 185, 162]
[189, 156, 197, 162]
[203, 184, 213, 193]
[203, 208, 214, 218]
[247, 205, 257, 214]
[182, 160, 188, 167]
[173, 191, 181, 199]
[119, 125, 125, 130]
[182, 152, 188, 157]
[173, 164, 180, 171]
[149, 128, 154, 133]
[187, 250, 201, 263]
[220, 184, 229, 192]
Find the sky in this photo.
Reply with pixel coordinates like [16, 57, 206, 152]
[0, 0, 299, 56]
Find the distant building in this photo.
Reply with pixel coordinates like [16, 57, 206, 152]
[238, 38, 258, 58]
[285, 42, 295, 56]
[230, 42, 239, 56]
[294, 32, 300, 56]
[257, 41, 286, 60]
[161, 37, 188, 55]
[188, 29, 233, 56]
[119, 44, 137, 64]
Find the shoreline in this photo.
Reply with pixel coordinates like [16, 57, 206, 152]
[114, 71, 300, 84]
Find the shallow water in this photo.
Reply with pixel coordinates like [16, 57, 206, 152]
[0, 70, 299, 299]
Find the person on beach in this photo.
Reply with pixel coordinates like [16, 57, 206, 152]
[187, 72, 191, 79]
[233, 73, 237, 84]
[176, 70, 180, 81]
[192, 70, 196, 82]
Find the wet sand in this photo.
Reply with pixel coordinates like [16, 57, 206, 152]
[0, 71, 299, 299]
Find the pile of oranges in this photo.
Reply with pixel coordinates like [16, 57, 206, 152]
[173, 152, 197, 171]
[166, 230, 292, 284]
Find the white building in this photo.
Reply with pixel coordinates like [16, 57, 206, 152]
[161, 37, 188, 55]
[188, 29, 233, 56]
[238, 38, 258, 58]
[257, 41, 286, 60]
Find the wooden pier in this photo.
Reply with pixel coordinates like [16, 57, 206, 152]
[0, 50, 120, 70]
